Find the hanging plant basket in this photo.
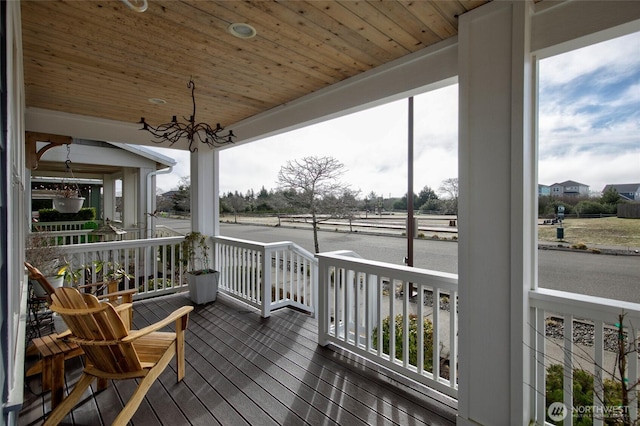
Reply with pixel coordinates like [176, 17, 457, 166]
[52, 146, 85, 214]
[53, 196, 85, 213]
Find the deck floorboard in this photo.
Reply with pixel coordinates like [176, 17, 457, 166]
[20, 292, 456, 425]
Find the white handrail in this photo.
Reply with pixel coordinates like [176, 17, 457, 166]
[530, 288, 640, 424]
[214, 236, 318, 317]
[316, 250, 459, 398]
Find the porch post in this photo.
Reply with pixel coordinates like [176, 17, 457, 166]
[121, 168, 137, 228]
[190, 148, 220, 237]
[137, 167, 152, 236]
[102, 174, 116, 221]
[457, 2, 535, 425]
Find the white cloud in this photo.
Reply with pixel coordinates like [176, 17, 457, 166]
[539, 32, 640, 86]
[218, 88, 458, 197]
[538, 31, 640, 194]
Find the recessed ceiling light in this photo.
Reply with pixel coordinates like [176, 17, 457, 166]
[148, 98, 167, 105]
[228, 23, 257, 39]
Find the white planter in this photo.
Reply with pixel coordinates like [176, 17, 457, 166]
[53, 196, 85, 213]
[187, 271, 219, 304]
[32, 275, 64, 298]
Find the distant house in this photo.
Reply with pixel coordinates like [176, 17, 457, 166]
[538, 184, 551, 196]
[602, 183, 640, 201]
[550, 180, 590, 198]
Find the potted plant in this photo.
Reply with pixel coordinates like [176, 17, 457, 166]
[25, 231, 66, 297]
[57, 260, 89, 287]
[53, 152, 85, 214]
[52, 186, 85, 214]
[92, 260, 134, 294]
[180, 232, 218, 304]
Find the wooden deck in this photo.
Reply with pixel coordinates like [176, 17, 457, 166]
[20, 292, 457, 425]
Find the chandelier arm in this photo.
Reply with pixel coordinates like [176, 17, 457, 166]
[139, 78, 235, 148]
[189, 79, 196, 125]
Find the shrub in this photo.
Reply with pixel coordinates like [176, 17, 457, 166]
[571, 242, 588, 250]
[372, 314, 434, 370]
[546, 364, 624, 425]
[38, 207, 96, 222]
[143, 278, 173, 292]
[575, 200, 608, 216]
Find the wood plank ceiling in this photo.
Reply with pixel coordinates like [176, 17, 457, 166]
[21, 0, 488, 140]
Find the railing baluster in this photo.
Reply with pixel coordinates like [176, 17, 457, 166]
[535, 307, 546, 423]
[389, 277, 395, 362]
[333, 268, 343, 339]
[564, 314, 574, 426]
[402, 279, 409, 368]
[377, 275, 383, 358]
[628, 326, 638, 422]
[592, 319, 604, 426]
[417, 282, 424, 375]
[449, 289, 458, 388]
[433, 287, 440, 379]
[365, 272, 372, 352]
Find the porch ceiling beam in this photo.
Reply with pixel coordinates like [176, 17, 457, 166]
[25, 131, 72, 170]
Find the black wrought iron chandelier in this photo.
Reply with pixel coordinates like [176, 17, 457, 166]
[139, 79, 235, 152]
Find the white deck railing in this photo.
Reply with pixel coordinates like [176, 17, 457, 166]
[32, 220, 100, 232]
[38, 233, 318, 315]
[530, 288, 640, 425]
[58, 236, 187, 300]
[316, 250, 459, 398]
[33, 227, 640, 417]
[214, 236, 317, 317]
[31, 225, 183, 246]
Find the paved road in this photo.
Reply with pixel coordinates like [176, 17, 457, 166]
[159, 218, 640, 303]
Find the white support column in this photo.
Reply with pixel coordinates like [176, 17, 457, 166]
[121, 168, 138, 228]
[457, 2, 535, 425]
[190, 148, 220, 237]
[102, 174, 116, 221]
[137, 166, 152, 236]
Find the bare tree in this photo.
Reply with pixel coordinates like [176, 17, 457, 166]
[226, 191, 246, 223]
[173, 176, 191, 214]
[277, 156, 349, 253]
[438, 177, 459, 214]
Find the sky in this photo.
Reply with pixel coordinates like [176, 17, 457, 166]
[151, 31, 640, 198]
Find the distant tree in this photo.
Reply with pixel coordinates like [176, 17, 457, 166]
[601, 188, 621, 205]
[417, 186, 438, 209]
[277, 156, 349, 253]
[393, 193, 419, 211]
[173, 176, 190, 213]
[322, 189, 361, 232]
[438, 178, 459, 214]
[270, 189, 295, 226]
[438, 178, 458, 200]
[363, 191, 377, 217]
[419, 198, 442, 214]
[257, 186, 269, 200]
[156, 193, 174, 213]
[226, 191, 246, 223]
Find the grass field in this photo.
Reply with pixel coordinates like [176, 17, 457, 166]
[538, 217, 640, 248]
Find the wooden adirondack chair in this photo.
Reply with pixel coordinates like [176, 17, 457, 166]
[24, 261, 136, 328]
[44, 287, 193, 426]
